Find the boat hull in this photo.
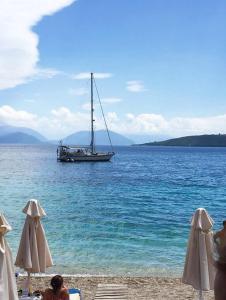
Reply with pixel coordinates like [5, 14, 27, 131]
[58, 152, 114, 162]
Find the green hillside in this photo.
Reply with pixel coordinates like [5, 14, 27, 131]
[141, 134, 226, 147]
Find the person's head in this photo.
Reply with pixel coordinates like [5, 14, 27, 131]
[51, 275, 64, 294]
[223, 220, 226, 228]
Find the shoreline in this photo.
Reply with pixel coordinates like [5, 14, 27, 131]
[16, 272, 181, 278]
[15, 265, 184, 278]
[17, 276, 214, 300]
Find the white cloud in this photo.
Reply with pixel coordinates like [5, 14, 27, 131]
[120, 113, 168, 134]
[106, 112, 119, 123]
[111, 113, 226, 136]
[0, 105, 38, 127]
[0, 105, 88, 138]
[102, 97, 122, 104]
[81, 103, 91, 111]
[51, 106, 89, 124]
[72, 72, 113, 80]
[0, 0, 75, 90]
[34, 68, 62, 79]
[68, 87, 89, 96]
[126, 80, 147, 92]
[1, 105, 226, 139]
[49, 106, 91, 136]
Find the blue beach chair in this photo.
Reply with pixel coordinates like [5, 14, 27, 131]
[68, 288, 82, 300]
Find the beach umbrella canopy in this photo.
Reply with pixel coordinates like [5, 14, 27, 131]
[0, 213, 18, 300]
[15, 199, 53, 273]
[182, 208, 215, 299]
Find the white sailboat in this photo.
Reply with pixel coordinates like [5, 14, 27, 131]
[57, 73, 115, 162]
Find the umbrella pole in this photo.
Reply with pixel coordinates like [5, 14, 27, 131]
[27, 271, 31, 295]
[199, 290, 204, 300]
[23, 272, 31, 296]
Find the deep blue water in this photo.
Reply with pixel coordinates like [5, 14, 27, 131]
[1, 145, 226, 276]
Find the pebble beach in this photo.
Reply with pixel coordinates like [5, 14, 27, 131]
[17, 276, 214, 300]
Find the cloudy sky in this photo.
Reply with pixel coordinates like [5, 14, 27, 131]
[0, 0, 226, 140]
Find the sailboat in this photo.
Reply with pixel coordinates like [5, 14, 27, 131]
[57, 73, 115, 162]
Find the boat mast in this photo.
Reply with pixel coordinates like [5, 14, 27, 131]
[90, 72, 95, 153]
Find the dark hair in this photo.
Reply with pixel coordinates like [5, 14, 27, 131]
[223, 221, 226, 226]
[51, 275, 63, 294]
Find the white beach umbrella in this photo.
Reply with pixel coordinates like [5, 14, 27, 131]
[15, 199, 53, 289]
[0, 213, 18, 300]
[182, 208, 215, 300]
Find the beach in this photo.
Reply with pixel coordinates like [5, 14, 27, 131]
[17, 276, 214, 300]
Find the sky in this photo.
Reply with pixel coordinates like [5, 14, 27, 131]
[0, 0, 226, 140]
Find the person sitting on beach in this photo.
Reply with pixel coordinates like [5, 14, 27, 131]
[43, 275, 69, 300]
[214, 220, 226, 262]
[214, 221, 226, 300]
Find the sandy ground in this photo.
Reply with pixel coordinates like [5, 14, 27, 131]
[17, 276, 215, 300]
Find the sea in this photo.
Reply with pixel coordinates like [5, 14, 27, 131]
[1, 144, 226, 277]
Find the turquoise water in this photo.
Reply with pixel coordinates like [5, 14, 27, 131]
[1, 145, 226, 276]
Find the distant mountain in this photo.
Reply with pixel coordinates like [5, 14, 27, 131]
[140, 134, 226, 147]
[63, 130, 133, 145]
[0, 125, 47, 141]
[0, 132, 42, 144]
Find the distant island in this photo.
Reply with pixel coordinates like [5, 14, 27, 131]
[0, 132, 42, 144]
[139, 134, 226, 147]
[0, 124, 47, 142]
[0, 125, 47, 144]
